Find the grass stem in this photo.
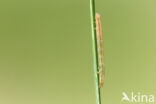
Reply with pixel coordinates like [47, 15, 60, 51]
[90, 0, 101, 104]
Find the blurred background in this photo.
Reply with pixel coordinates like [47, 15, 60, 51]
[0, 0, 156, 104]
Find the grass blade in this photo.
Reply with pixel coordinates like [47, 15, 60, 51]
[90, 0, 101, 104]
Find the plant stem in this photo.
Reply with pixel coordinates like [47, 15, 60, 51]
[90, 0, 101, 104]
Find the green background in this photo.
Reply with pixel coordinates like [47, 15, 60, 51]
[0, 0, 156, 104]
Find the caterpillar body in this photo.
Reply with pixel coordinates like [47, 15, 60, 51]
[95, 13, 105, 88]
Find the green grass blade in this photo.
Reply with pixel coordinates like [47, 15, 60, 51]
[90, 0, 101, 104]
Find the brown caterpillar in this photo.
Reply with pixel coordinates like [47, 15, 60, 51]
[95, 13, 105, 88]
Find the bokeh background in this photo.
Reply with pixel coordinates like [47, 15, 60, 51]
[0, 0, 156, 104]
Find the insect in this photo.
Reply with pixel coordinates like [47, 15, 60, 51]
[95, 13, 105, 88]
